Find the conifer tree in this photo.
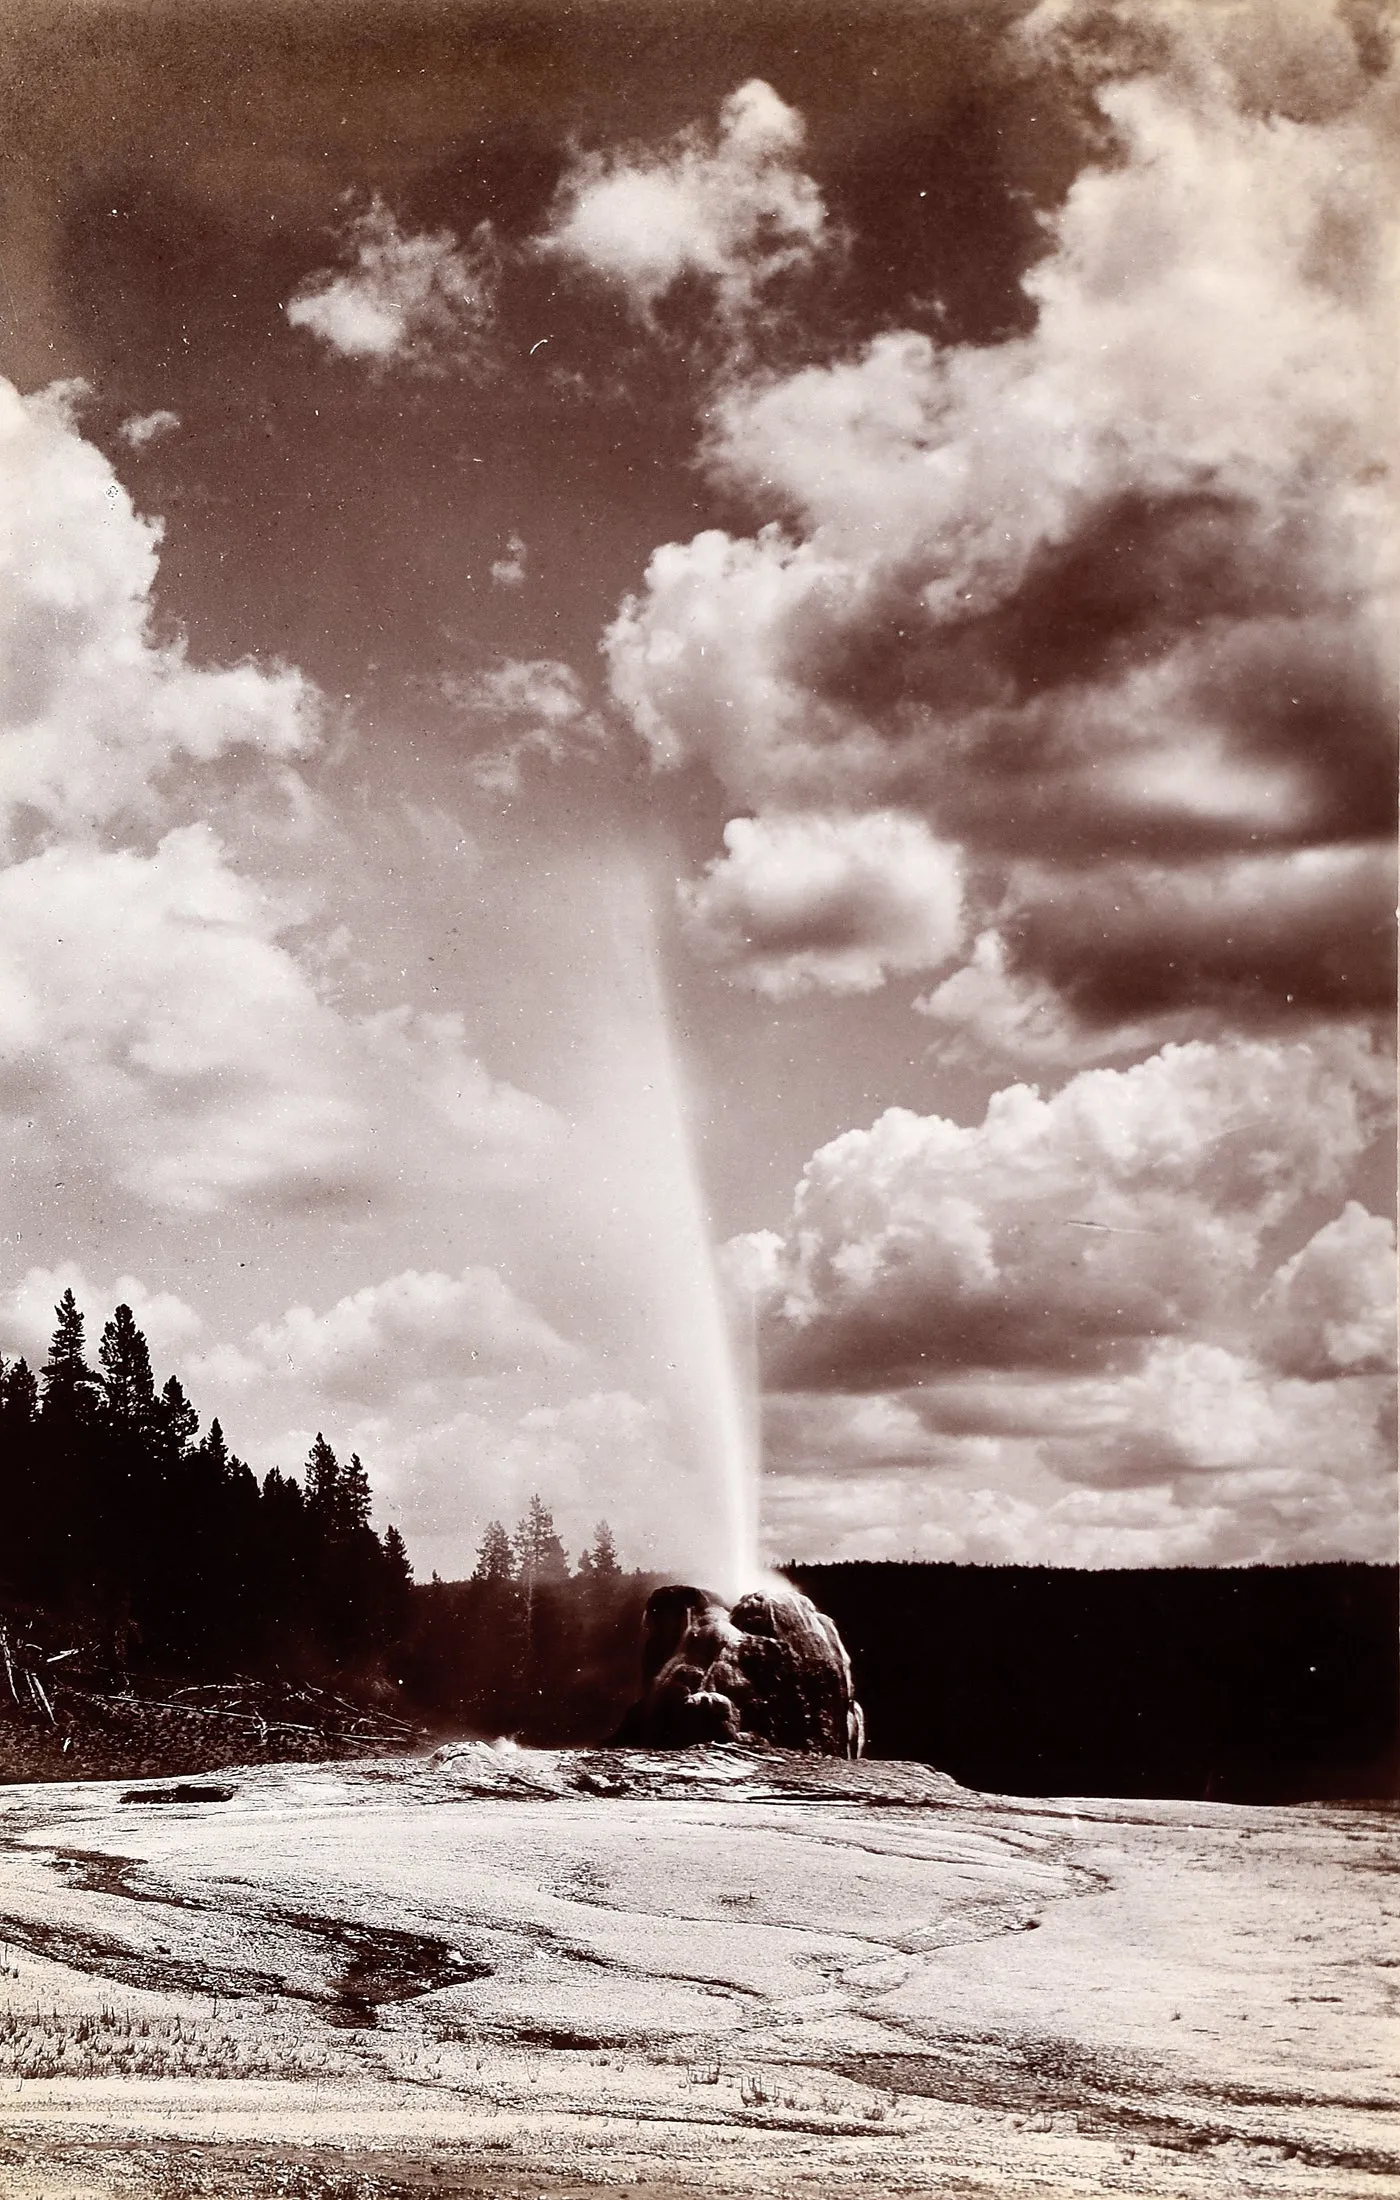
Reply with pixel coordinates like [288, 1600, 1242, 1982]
[99, 1305, 157, 1429]
[383, 1524, 413, 1585]
[380, 1524, 415, 1643]
[305, 1433, 340, 1519]
[156, 1377, 199, 1461]
[584, 1520, 621, 1578]
[472, 1519, 516, 1583]
[40, 1289, 98, 1421]
[1, 1357, 37, 1428]
[202, 1418, 231, 1477]
[513, 1494, 569, 1589]
[341, 1453, 373, 1535]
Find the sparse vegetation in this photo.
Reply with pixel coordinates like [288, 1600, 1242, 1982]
[0, 2002, 335, 2082]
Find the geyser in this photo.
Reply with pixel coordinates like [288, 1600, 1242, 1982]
[619, 1580, 865, 1757]
[567, 861, 863, 1754]
[570, 858, 761, 1600]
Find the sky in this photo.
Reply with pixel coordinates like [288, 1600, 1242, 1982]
[0, 0, 1395, 1582]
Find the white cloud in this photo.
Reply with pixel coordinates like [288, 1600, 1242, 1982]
[743, 1015, 1395, 1564]
[604, 39, 1396, 1034]
[0, 380, 317, 851]
[118, 408, 180, 448]
[0, 833, 555, 1220]
[541, 80, 828, 327]
[737, 1031, 1390, 1389]
[286, 195, 498, 369]
[916, 930, 1128, 1067]
[679, 810, 964, 996]
[201, 1264, 575, 1406]
[455, 657, 608, 793]
[0, 826, 367, 1212]
[0, 388, 559, 1225]
[490, 533, 528, 588]
[1257, 1202, 1396, 1380]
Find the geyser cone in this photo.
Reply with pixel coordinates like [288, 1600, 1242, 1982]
[619, 1579, 865, 1759]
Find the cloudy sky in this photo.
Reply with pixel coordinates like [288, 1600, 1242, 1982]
[0, 0, 1394, 1582]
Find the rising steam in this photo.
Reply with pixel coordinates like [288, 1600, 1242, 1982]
[561, 854, 762, 1600]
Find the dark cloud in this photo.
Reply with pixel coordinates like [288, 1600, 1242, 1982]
[1006, 846, 1397, 1024]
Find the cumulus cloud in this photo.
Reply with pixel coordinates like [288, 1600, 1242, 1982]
[0, 382, 558, 1225]
[762, 1297, 1395, 1566]
[455, 657, 609, 793]
[0, 827, 367, 1211]
[0, 827, 555, 1215]
[0, 380, 317, 851]
[679, 810, 964, 996]
[195, 1264, 575, 1406]
[286, 195, 498, 370]
[763, 1364, 1396, 1566]
[541, 80, 828, 328]
[916, 930, 1138, 1068]
[0, 1266, 203, 1369]
[1257, 1202, 1396, 1379]
[736, 1032, 1390, 1391]
[604, 14, 1396, 1036]
[741, 1006, 1396, 1562]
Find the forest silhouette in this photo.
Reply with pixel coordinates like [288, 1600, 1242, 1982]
[0, 1292, 651, 1743]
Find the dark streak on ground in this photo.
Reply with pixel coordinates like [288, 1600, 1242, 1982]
[833, 2042, 1400, 2177]
[0, 2137, 736, 2200]
[0, 1862, 494, 2025]
[271, 1910, 493, 2027]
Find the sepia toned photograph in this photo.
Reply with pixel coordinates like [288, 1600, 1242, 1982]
[0, 0, 1395, 2194]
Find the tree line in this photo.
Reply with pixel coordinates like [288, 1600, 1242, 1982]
[0, 1289, 411, 1674]
[399, 1499, 660, 1744]
[0, 1289, 654, 1740]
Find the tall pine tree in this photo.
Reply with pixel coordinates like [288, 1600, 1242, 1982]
[99, 1306, 157, 1430]
[513, 1495, 569, 1590]
[40, 1289, 99, 1423]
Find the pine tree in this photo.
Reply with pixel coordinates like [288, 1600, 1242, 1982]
[380, 1524, 414, 1644]
[202, 1419, 231, 1477]
[585, 1519, 621, 1579]
[156, 1376, 199, 1460]
[341, 1453, 373, 1535]
[513, 1494, 569, 1590]
[472, 1519, 516, 1583]
[40, 1289, 98, 1420]
[1, 1357, 37, 1428]
[305, 1433, 340, 1520]
[383, 1524, 413, 1586]
[99, 1305, 156, 1429]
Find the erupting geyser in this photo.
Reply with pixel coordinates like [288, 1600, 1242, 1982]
[571, 860, 861, 1749]
[576, 860, 762, 1600]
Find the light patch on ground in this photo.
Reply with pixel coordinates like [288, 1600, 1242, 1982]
[0, 1749, 1393, 2198]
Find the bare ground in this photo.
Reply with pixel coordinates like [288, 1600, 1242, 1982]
[0, 1745, 1393, 2199]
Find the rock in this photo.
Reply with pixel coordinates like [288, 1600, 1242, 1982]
[617, 1582, 865, 1757]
